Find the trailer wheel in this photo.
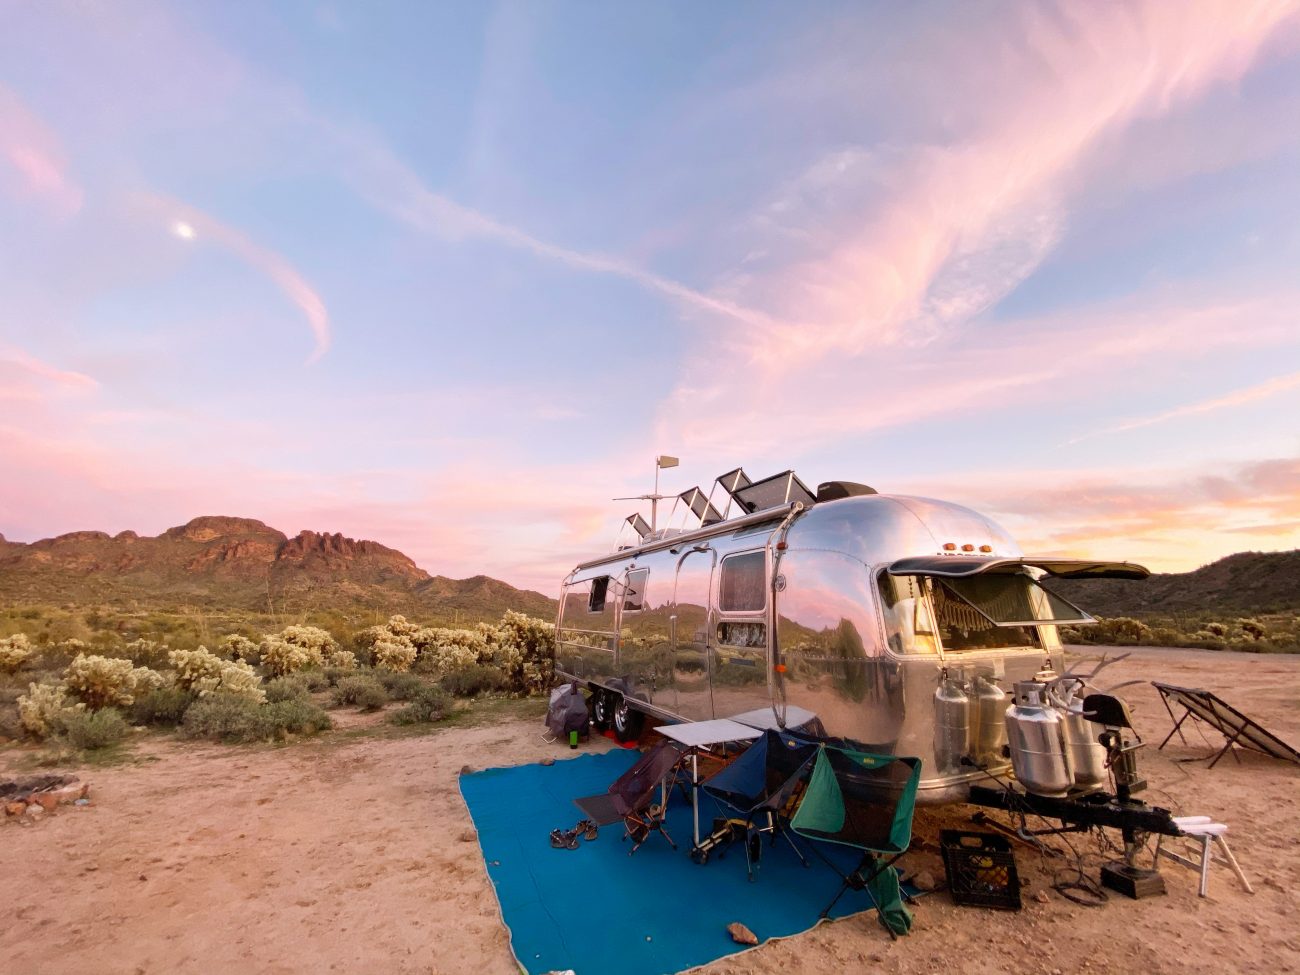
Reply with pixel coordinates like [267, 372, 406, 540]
[589, 689, 612, 732]
[612, 696, 644, 743]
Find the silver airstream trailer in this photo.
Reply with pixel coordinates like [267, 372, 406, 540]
[554, 469, 1148, 804]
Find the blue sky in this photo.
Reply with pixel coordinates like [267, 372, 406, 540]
[2, 1, 1299, 592]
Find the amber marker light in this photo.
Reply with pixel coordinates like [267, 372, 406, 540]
[942, 542, 956, 551]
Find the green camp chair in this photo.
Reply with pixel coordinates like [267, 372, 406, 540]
[790, 744, 922, 937]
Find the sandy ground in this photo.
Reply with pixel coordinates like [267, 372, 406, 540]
[2, 646, 1298, 975]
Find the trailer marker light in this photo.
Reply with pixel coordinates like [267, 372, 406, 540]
[961, 543, 974, 552]
[774, 664, 787, 673]
[776, 541, 787, 551]
[979, 545, 992, 553]
[942, 542, 956, 551]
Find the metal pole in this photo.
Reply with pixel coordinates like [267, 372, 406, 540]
[652, 458, 659, 531]
[692, 751, 700, 847]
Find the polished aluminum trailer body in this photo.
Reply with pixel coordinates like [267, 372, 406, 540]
[555, 491, 1139, 803]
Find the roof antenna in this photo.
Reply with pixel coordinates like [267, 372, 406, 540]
[613, 454, 679, 531]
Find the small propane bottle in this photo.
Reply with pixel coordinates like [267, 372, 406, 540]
[934, 676, 973, 774]
[1004, 680, 1073, 796]
[971, 675, 1007, 768]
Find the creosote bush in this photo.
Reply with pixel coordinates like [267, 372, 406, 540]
[390, 684, 453, 725]
[264, 675, 313, 703]
[131, 686, 195, 726]
[58, 707, 129, 750]
[439, 664, 507, 699]
[332, 675, 388, 711]
[374, 670, 424, 701]
[181, 692, 331, 743]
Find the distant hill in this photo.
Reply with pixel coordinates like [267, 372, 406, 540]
[1052, 550, 1300, 618]
[0, 516, 556, 621]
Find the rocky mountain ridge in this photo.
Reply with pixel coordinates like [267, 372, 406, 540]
[0, 516, 555, 620]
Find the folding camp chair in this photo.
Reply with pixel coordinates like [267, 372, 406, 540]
[699, 729, 821, 881]
[608, 740, 690, 854]
[790, 744, 922, 938]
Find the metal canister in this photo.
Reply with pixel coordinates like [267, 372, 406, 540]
[971, 675, 1008, 769]
[1058, 682, 1107, 791]
[934, 677, 973, 775]
[1004, 681, 1073, 796]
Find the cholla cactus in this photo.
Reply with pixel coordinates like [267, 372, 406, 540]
[372, 638, 417, 672]
[64, 654, 147, 709]
[325, 649, 357, 669]
[219, 634, 259, 660]
[171, 646, 264, 702]
[257, 625, 336, 675]
[17, 682, 86, 737]
[496, 611, 556, 695]
[0, 633, 33, 673]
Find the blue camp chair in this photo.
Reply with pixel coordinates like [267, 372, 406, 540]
[790, 744, 922, 937]
[699, 729, 821, 881]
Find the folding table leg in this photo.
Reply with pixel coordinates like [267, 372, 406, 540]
[1214, 837, 1254, 895]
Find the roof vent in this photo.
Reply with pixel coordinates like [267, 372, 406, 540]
[816, 481, 878, 502]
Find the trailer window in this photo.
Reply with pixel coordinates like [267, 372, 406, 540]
[623, 568, 649, 613]
[719, 551, 765, 612]
[878, 572, 938, 655]
[588, 576, 610, 613]
[718, 621, 766, 648]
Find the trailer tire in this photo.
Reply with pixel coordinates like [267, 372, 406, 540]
[612, 696, 644, 743]
[589, 689, 613, 732]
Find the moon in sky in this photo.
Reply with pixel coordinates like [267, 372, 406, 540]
[172, 220, 197, 240]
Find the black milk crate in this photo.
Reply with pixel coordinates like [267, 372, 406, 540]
[940, 829, 1022, 911]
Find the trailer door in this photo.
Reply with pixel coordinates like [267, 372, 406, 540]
[671, 548, 715, 721]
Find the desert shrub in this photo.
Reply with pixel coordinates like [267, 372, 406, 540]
[264, 697, 332, 736]
[321, 666, 354, 687]
[17, 682, 85, 737]
[298, 669, 331, 692]
[390, 684, 453, 725]
[0, 634, 34, 673]
[131, 686, 195, 726]
[63, 654, 160, 710]
[494, 611, 555, 695]
[265, 675, 312, 703]
[58, 707, 129, 750]
[1237, 618, 1267, 641]
[440, 664, 507, 699]
[123, 638, 170, 668]
[375, 670, 425, 701]
[332, 675, 388, 711]
[1203, 621, 1229, 638]
[170, 647, 266, 703]
[258, 637, 319, 676]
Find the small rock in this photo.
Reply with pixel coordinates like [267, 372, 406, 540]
[911, 869, 938, 892]
[459, 765, 476, 776]
[458, 829, 477, 843]
[5, 801, 26, 817]
[726, 922, 758, 946]
[33, 792, 60, 813]
[540, 758, 556, 767]
[74, 798, 91, 807]
[1034, 890, 1051, 904]
[138, 874, 147, 882]
[26, 803, 44, 818]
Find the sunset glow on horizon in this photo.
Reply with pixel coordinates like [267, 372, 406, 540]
[2, 2, 1299, 594]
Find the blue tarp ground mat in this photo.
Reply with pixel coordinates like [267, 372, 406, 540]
[459, 749, 910, 975]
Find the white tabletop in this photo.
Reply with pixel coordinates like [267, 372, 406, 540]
[655, 718, 763, 749]
[727, 705, 819, 731]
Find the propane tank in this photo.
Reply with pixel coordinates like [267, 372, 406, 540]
[1056, 679, 1107, 791]
[1004, 680, 1073, 796]
[933, 676, 973, 775]
[971, 675, 1008, 768]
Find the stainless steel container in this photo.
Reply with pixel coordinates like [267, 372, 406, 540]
[1057, 680, 1107, 791]
[1004, 681, 1073, 796]
[972, 675, 1008, 769]
[934, 677, 973, 775]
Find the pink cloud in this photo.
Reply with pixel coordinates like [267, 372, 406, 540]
[0, 347, 97, 391]
[0, 85, 83, 217]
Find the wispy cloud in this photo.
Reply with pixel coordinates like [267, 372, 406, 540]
[1070, 368, 1300, 443]
[133, 193, 332, 363]
[0, 347, 97, 390]
[0, 84, 83, 217]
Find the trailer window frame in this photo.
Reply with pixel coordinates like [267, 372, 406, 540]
[622, 567, 649, 613]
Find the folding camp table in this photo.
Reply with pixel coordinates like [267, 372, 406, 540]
[655, 718, 761, 847]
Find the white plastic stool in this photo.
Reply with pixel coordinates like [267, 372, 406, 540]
[1155, 816, 1253, 897]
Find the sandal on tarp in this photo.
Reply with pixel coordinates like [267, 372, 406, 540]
[549, 828, 579, 850]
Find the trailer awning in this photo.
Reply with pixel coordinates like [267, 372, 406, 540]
[887, 556, 1149, 581]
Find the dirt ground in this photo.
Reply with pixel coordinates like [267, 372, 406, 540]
[2, 646, 1298, 975]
